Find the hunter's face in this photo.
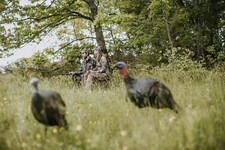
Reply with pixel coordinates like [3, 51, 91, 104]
[82, 52, 88, 58]
[94, 50, 98, 55]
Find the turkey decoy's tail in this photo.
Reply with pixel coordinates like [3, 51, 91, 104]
[62, 118, 69, 130]
[165, 91, 182, 114]
[172, 102, 183, 114]
[151, 82, 182, 113]
[58, 115, 69, 130]
[164, 92, 182, 114]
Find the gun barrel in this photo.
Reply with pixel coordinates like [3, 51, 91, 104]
[56, 73, 71, 75]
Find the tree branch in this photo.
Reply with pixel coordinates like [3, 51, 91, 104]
[28, 61, 74, 73]
[5, 60, 75, 75]
[6, 15, 90, 51]
[36, 0, 48, 7]
[67, 9, 93, 21]
[82, 0, 89, 5]
[68, 0, 76, 6]
[19, 13, 69, 22]
[54, 37, 96, 54]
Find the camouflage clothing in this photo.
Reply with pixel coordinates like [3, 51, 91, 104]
[94, 56, 111, 75]
[77, 57, 96, 74]
[72, 57, 96, 86]
[84, 56, 111, 89]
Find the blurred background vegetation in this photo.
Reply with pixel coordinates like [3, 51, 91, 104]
[0, 0, 224, 77]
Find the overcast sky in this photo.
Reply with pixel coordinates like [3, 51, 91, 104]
[0, 45, 35, 67]
[0, 0, 53, 68]
[0, 35, 56, 67]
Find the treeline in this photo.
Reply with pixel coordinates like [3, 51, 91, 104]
[0, 0, 224, 76]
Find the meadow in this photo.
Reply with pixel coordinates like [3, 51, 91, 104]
[0, 66, 224, 150]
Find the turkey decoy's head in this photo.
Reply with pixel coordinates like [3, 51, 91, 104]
[115, 62, 125, 69]
[114, 62, 129, 78]
[30, 77, 38, 87]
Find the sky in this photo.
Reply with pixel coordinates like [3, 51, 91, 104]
[0, 36, 55, 67]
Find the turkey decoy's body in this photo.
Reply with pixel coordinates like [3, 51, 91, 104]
[115, 62, 181, 113]
[30, 78, 68, 130]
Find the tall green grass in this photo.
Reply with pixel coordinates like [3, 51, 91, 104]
[0, 67, 224, 150]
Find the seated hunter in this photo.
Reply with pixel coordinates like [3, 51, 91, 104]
[69, 48, 96, 86]
[84, 46, 112, 89]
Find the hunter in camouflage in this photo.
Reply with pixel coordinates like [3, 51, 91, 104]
[84, 46, 111, 89]
[70, 49, 96, 86]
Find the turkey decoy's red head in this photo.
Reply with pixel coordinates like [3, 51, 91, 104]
[115, 62, 129, 78]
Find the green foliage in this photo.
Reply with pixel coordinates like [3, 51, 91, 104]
[3, 51, 76, 78]
[0, 0, 99, 54]
[31, 51, 48, 66]
[165, 47, 204, 71]
[1, 0, 224, 70]
[113, 0, 225, 65]
[0, 67, 225, 149]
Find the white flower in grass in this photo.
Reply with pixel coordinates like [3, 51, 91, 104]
[53, 128, 58, 133]
[22, 142, 27, 148]
[169, 116, 176, 122]
[120, 130, 127, 136]
[76, 125, 82, 131]
[122, 146, 128, 150]
[36, 134, 41, 139]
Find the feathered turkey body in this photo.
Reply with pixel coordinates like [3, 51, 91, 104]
[115, 62, 181, 113]
[30, 77, 68, 129]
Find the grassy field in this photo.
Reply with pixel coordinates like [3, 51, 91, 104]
[0, 67, 224, 150]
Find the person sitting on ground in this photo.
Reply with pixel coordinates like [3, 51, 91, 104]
[69, 48, 96, 86]
[84, 46, 111, 89]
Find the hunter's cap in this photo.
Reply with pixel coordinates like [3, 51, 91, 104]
[80, 48, 89, 53]
[93, 46, 102, 52]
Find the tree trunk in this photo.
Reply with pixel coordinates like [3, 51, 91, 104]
[194, 0, 203, 61]
[88, 0, 107, 53]
[162, 7, 173, 55]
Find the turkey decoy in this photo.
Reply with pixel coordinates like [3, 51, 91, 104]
[115, 62, 181, 113]
[30, 77, 68, 134]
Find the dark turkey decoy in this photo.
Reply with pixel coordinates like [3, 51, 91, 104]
[30, 77, 68, 133]
[115, 62, 181, 113]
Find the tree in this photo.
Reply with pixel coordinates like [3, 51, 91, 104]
[112, 0, 225, 66]
[0, 0, 108, 57]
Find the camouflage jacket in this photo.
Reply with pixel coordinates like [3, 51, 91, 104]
[76, 57, 96, 74]
[93, 56, 111, 76]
